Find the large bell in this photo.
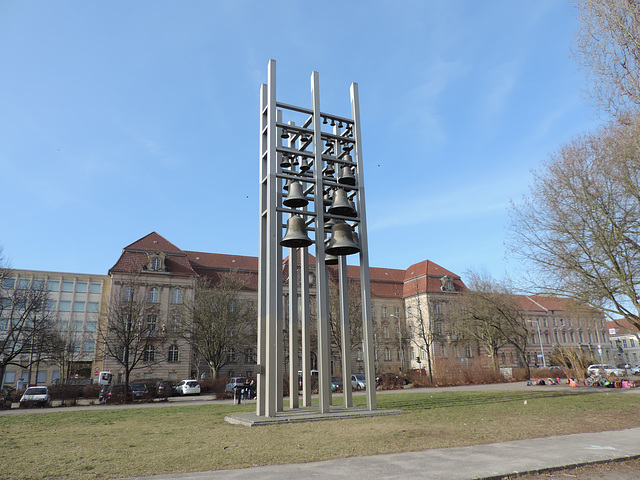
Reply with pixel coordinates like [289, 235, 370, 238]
[280, 215, 313, 248]
[325, 221, 360, 256]
[328, 189, 356, 216]
[338, 164, 356, 186]
[283, 181, 308, 208]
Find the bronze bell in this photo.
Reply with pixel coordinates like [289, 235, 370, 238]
[323, 189, 332, 206]
[347, 199, 357, 217]
[325, 162, 335, 175]
[326, 221, 360, 256]
[299, 158, 310, 172]
[338, 164, 356, 186]
[281, 215, 313, 248]
[328, 189, 356, 216]
[324, 216, 336, 232]
[280, 154, 291, 168]
[283, 181, 308, 208]
[325, 253, 339, 265]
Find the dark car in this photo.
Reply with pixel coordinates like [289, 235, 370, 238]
[155, 381, 174, 399]
[104, 384, 126, 403]
[128, 383, 149, 400]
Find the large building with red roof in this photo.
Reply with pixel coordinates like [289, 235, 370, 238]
[1, 231, 617, 388]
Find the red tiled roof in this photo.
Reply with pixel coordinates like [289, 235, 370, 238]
[402, 260, 466, 296]
[607, 318, 640, 335]
[109, 232, 198, 277]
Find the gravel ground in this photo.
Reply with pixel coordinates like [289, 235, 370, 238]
[505, 457, 640, 479]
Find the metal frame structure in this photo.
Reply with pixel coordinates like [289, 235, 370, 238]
[257, 59, 375, 417]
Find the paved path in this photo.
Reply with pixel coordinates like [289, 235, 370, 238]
[122, 427, 640, 480]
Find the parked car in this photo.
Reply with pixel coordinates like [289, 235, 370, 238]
[19, 386, 51, 408]
[128, 383, 149, 400]
[104, 384, 126, 403]
[351, 373, 366, 390]
[155, 381, 174, 399]
[0, 385, 15, 409]
[587, 364, 626, 376]
[630, 365, 640, 375]
[175, 380, 201, 396]
[225, 377, 247, 392]
[331, 376, 343, 392]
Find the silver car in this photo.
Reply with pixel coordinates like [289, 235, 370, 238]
[19, 386, 51, 408]
[586, 364, 625, 376]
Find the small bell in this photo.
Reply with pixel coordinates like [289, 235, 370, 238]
[281, 128, 289, 139]
[280, 154, 291, 168]
[299, 158, 310, 172]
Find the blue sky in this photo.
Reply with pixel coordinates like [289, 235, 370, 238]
[0, 1, 603, 281]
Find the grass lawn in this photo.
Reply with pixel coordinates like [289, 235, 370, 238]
[2, 389, 640, 479]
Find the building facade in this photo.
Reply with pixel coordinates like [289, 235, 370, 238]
[1, 231, 619, 388]
[1, 269, 109, 387]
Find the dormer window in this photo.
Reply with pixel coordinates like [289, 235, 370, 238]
[146, 251, 167, 272]
[440, 275, 455, 292]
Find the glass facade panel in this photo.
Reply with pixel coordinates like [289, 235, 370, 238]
[59, 301, 71, 312]
[73, 301, 85, 312]
[2, 278, 15, 289]
[76, 282, 87, 293]
[18, 278, 31, 289]
[47, 280, 60, 291]
[90, 283, 101, 294]
[87, 302, 99, 312]
[62, 281, 74, 292]
[85, 321, 97, 332]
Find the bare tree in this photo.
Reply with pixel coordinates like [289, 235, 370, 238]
[98, 274, 165, 400]
[0, 251, 54, 389]
[327, 277, 363, 367]
[44, 330, 84, 385]
[573, 0, 640, 119]
[182, 272, 255, 379]
[452, 272, 508, 372]
[453, 272, 530, 377]
[405, 287, 436, 384]
[509, 119, 640, 333]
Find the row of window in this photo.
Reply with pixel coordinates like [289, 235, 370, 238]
[46, 300, 100, 312]
[142, 345, 180, 362]
[55, 320, 97, 332]
[124, 286, 183, 304]
[531, 329, 607, 345]
[2, 278, 102, 294]
[533, 316, 605, 329]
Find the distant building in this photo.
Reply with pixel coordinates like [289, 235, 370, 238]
[607, 319, 640, 367]
[1, 270, 108, 386]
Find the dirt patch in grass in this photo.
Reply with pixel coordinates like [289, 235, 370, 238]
[2, 389, 640, 479]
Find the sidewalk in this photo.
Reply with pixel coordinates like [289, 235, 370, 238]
[123, 427, 640, 480]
